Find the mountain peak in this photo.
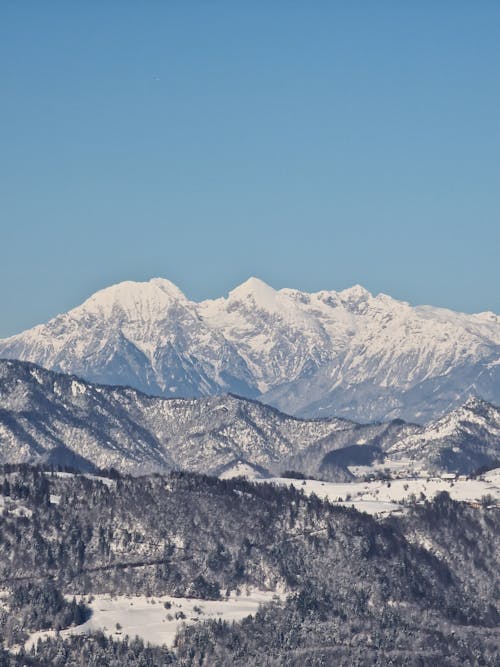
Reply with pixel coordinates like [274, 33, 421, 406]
[228, 277, 277, 303]
[79, 278, 187, 316]
[147, 277, 187, 300]
[338, 284, 372, 302]
[1, 277, 500, 425]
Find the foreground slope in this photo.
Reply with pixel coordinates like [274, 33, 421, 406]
[1, 277, 499, 422]
[0, 467, 498, 666]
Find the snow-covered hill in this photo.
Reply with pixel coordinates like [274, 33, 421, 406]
[264, 468, 500, 516]
[386, 397, 500, 473]
[0, 359, 355, 475]
[1, 277, 499, 422]
[0, 360, 498, 476]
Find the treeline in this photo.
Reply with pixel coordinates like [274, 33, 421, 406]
[0, 582, 89, 647]
[0, 466, 476, 613]
[4, 601, 499, 666]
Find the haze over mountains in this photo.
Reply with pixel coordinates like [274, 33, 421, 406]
[1, 277, 499, 424]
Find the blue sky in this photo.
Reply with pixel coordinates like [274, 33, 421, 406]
[1, 2, 499, 336]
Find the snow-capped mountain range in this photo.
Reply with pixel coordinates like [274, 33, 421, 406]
[0, 359, 498, 476]
[1, 277, 499, 423]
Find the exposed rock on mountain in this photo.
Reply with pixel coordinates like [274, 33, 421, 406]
[1, 277, 499, 423]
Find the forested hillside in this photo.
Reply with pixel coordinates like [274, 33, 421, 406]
[0, 466, 498, 665]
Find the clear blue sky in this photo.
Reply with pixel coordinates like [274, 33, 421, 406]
[1, 2, 499, 336]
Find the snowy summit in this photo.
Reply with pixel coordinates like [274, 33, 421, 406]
[0, 277, 499, 423]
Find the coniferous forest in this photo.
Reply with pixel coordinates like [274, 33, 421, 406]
[0, 465, 498, 665]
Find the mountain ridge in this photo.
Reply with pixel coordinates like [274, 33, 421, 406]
[1, 277, 499, 423]
[0, 358, 354, 475]
[0, 358, 499, 476]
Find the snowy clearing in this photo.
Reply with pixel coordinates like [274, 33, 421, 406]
[259, 469, 500, 515]
[25, 590, 281, 650]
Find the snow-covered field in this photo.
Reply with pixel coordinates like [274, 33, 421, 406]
[259, 468, 500, 515]
[26, 590, 280, 650]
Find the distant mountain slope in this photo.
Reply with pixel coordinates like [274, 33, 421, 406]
[0, 359, 358, 475]
[387, 397, 500, 473]
[0, 278, 258, 401]
[279, 418, 420, 480]
[0, 360, 499, 476]
[1, 277, 499, 423]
